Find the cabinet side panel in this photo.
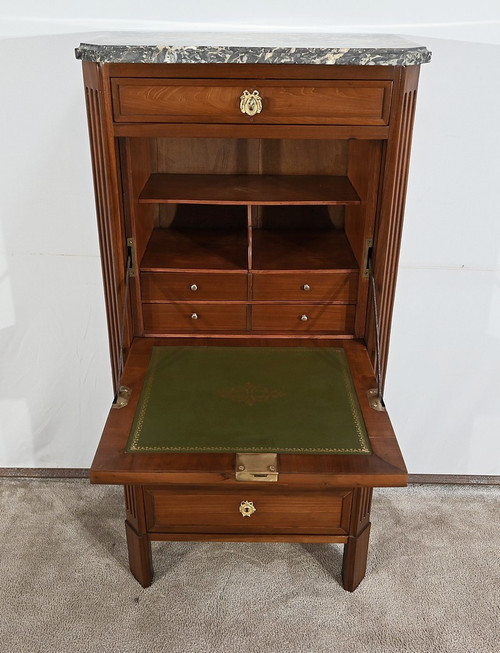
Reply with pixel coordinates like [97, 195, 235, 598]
[367, 66, 420, 381]
[83, 62, 128, 394]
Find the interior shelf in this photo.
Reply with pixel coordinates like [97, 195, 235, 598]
[253, 229, 358, 271]
[138, 173, 361, 206]
[140, 228, 248, 271]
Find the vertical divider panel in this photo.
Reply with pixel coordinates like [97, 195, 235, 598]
[247, 205, 253, 331]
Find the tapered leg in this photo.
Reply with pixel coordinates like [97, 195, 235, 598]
[342, 487, 373, 591]
[125, 520, 153, 587]
[124, 484, 152, 587]
[342, 522, 371, 591]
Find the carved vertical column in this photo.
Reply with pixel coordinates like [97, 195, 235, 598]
[124, 484, 153, 587]
[342, 487, 373, 591]
[82, 62, 130, 395]
[367, 65, 421, 384]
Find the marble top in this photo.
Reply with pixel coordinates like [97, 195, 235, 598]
[75, 32, 431, 66]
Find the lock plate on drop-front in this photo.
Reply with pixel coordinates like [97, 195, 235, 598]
[235, 453, 279, 482]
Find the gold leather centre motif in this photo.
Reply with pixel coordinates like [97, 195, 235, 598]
[215, 381, 286, 407]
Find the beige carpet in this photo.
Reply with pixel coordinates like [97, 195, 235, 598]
[0, 480, 498, 653]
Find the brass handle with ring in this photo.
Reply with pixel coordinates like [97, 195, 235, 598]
[239, 500, 256, 517]
[240, 90, 263, 116]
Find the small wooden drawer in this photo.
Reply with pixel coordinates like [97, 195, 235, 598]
[252, 272, 358, 302]
[252, 304, 355, 332]
[141, 272, 248, 301]
[144, 486, 352, 535]
[112, 78, 392, 125]
[143, 303, 247, 332]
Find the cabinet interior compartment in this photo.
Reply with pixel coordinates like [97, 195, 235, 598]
[120, 137, 382, 337]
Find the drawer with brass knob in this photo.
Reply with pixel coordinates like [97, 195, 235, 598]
[252, 304, 355, 333]
[111, 78, 392, 125]
[252, 272, 358, 302]
[143, 486, 353, 535]
[142, 303, 247, 333]
[141, 272, 247, 301]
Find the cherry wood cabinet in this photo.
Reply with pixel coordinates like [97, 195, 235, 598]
[78, 39, 429, 591]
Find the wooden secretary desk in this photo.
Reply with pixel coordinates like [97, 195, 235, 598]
[76, 34, 431, 591]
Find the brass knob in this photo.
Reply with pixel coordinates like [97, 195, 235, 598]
[300, 314, 308, 321]
[240, 90, 263, 117]
[302, 284, 311, 291]
[239, 500, 256, 517]
[190, 284, 198, 292]
[191, 313, 198, 320]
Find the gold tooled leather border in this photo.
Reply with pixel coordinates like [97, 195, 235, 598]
[127, 347, 371, 454]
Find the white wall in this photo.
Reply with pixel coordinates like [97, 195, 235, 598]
[0, 2, 499, 474]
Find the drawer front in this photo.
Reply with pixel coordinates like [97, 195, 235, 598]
[252, 304, 355, 332]
[143, 303, 247, 332]
[112, 79, 392, 125]
[142, 272, 247, 301]
[252, 272, 358, 302]
[144, 486, 352, 535]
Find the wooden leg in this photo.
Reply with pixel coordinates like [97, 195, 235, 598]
[123, 484, 153, 587]
[342, 487, 373, 592]
[342, 522, 371, 592]
[125, 520, 153, 588]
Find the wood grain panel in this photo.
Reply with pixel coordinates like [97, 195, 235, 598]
[144, 485, 352, 534]
[252, 272, 358, 302]
[143, 303, 248, 332]
[112, 78, 392, 125]
[83, 63, 127, 394]
[253, 229, 358, 271]
[141, 272, 248, 301]
[138, 174, 361, 206]
[252, 304, 355, 332]
[367, 66, 420, 381]
[140, 228, 248, 271]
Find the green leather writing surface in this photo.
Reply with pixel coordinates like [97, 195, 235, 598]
[126, 346, 371, 455]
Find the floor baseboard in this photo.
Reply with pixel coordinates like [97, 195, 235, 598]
[0, 468, 89, 478]
[0, 468, 498, 484]
[408, 474, 499, 485]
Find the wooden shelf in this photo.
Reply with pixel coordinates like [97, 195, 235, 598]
[253, 229, 358, 270]
[140, 228, 248, 271]
[138, 174, 361, 206]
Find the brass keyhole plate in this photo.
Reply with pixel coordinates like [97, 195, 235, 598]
[239, 500, 256, 517]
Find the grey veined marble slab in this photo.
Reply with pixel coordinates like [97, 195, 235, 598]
[75, 32, 431, 66]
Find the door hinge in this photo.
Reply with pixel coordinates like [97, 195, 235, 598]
[367, 388, 386, 412]
[127, 237, 137, 277]
[235, 453, 279, 482]
[362, 238, 373, 278]
[112, 385, 132, 409]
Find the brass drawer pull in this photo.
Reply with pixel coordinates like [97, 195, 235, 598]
[302, 284, 311, 291]
[190, 284, 198, 292]
[240, 90, 263, 116]
[191, 313, 199, 320]
[300, 314, 308, 321]
[239, 500, 256, 517]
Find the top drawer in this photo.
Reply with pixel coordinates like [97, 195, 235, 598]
[111, 79, 392, 125]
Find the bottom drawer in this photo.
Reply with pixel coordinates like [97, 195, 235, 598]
[144, 486, 352, 535]
[252, 304, 355, 332]
[143, 303, 247, 332]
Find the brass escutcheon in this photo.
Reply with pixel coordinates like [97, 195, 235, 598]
[240, 90, 263, 117]
[239, 500, 256, 517]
